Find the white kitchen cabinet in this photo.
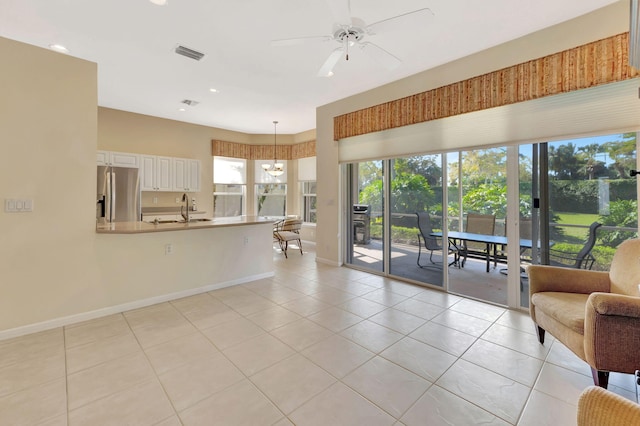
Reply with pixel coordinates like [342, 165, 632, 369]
[97, 150, 139, 168]
[140, 155, 173, 191]
[173, 158, 201, 192]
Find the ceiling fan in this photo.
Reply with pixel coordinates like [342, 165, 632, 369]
[271, 0, 434, 77]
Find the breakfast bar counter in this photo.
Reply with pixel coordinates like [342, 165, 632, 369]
[96, 216, 275, 234]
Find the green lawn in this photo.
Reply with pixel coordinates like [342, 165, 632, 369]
[555, 212, 600, 225]
[554, 212, 600, 241]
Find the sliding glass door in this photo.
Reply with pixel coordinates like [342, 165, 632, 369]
[388, 155, 445, 287]
[446, 147, 509, 305]
[346, 161, 384, 273]
[344, 132, 638, 309]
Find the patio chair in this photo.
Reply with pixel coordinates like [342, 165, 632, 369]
[548, 221, 601, 270]
[460, 213, 496, 267]
[274, 218, 303, 258]
[416, 212, 455, 268]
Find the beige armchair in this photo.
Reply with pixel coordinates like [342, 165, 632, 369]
[577, 386, 640, 426]
[528, 238, 640, 388]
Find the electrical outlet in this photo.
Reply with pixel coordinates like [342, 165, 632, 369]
[243, 236, 249, 245]
[175, 197, 180, 203]
[153, 197, 158, 204]
[165, 244, 173, 255]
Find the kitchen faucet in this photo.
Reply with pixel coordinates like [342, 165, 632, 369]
[181, 193, 190, 222]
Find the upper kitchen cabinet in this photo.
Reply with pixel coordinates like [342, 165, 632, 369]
[140, 155, 173, 191]
[97, 150, 139, 168]
[173, 158, 201, 192]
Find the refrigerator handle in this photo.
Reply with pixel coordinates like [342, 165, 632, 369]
[97, 196, 106, 218]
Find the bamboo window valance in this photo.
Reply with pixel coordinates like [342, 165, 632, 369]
[334, 32, 639, 141]
[212, 140, 316, 160]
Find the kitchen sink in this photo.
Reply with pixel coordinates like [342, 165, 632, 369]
[146, 218, 214, 225]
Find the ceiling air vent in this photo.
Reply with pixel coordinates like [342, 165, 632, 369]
[174, 45, 205, 61]
[181, 99, 199, 107]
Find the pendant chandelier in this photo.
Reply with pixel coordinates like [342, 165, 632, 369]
[262, 120, 284, 177]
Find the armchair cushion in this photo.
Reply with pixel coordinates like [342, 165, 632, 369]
[276, 230, 301, 242]
[531, 292, 590, 334]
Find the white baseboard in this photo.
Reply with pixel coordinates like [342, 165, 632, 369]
[315, 256, 342, 267]
[0, 271, 275, 342]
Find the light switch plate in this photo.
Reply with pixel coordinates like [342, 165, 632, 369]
[5, 199, 16, 212]
[4, 198, 33, 212]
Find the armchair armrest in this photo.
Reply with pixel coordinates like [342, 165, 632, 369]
[584, 293, 640, 373]
[528, 265, 610, 295]
[588, 293, 640, 318]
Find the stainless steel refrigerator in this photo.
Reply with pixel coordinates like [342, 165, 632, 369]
[97, 166, 141, 223]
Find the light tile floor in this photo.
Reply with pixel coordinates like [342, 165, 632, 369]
[0, 244, 636, 425]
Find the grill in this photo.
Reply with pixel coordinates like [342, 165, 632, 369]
[353, 204, 371, 245]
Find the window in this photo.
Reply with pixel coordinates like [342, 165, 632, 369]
[298, 156, 317, 223]
[214, 184, 244, 217]
[255, 159, 287, 216]
[301, 181, 317, 223]
[213, 156, 246, 217]
[256, 183, 286, 217]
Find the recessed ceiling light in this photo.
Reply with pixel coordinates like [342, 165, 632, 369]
[149, 0, 167, 5]
[209, 88, 219, 93]
[178, 107, 186, 112]
[48, 44, 69, 54]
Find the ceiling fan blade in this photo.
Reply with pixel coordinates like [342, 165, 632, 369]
[325, 0, 352, 25]
[317, 48, 344, 77]
[270, 35, 332, 47]
[366, 8, 434, 35]
[360, 42, 401, 70]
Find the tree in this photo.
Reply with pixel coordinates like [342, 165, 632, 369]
[390, 173, 435, 213]
[358, 161, 382, 189]
[359, 172, 435, 214]
[577, 143, 605, 180]
[549, 143, 580, 179]
[394, 156, 442, 186]
[598, 199, 638, 247]
[451, 148, 507, 187]
[604, 133, 636, 179]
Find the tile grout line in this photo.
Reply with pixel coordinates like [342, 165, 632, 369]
[63, 326, 70, 426]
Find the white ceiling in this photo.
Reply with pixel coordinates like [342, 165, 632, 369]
[0, 0, 620, 135]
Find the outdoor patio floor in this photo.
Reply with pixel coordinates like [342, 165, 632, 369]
[351, 239, 529, 307]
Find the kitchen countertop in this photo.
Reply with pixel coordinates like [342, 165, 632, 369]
[96, 216, 276, 234]
[141, 208, 208, 215]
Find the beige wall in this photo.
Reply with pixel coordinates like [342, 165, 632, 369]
[0, 38, 275, 337]
[0, 37, 99, 331]
[99, 107, 220, 213]
[315, 1, 635, 265]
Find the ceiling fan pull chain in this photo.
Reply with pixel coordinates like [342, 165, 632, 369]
[345, 33, 350, 61]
